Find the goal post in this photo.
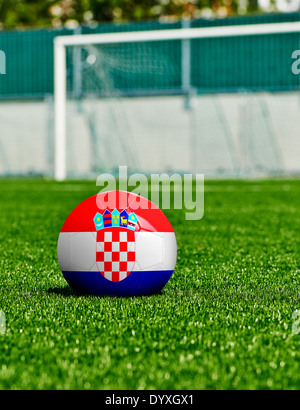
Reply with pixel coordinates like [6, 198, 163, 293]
[54, 40, 67, 182]
[54, 22, 300, 181]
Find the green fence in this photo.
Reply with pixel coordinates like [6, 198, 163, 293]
[0, 13, 300, 99]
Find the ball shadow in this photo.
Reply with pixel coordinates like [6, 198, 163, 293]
[47, 286, 165, 298]
[47, 286, 79, 297]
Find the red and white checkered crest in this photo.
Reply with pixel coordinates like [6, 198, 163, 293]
[96, 227, 135, 282]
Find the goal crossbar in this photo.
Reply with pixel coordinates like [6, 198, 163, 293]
[55, 22, 300, 47]
[54, 22, 300, 180]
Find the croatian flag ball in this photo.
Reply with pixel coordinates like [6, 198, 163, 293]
[57, 191, 177, 296]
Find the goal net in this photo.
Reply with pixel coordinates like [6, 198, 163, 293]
[54, 23, 300, 180]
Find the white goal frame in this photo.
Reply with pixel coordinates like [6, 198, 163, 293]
[54, 21, 300, 181]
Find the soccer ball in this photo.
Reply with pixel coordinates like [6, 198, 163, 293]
[57, 191, 177, 296]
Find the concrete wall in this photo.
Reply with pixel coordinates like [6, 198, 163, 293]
[0, 91, 299, 177]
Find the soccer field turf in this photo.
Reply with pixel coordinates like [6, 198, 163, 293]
[0, 179, 299, 390]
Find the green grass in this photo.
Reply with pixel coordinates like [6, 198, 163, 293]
[0, 179, 300, 390]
